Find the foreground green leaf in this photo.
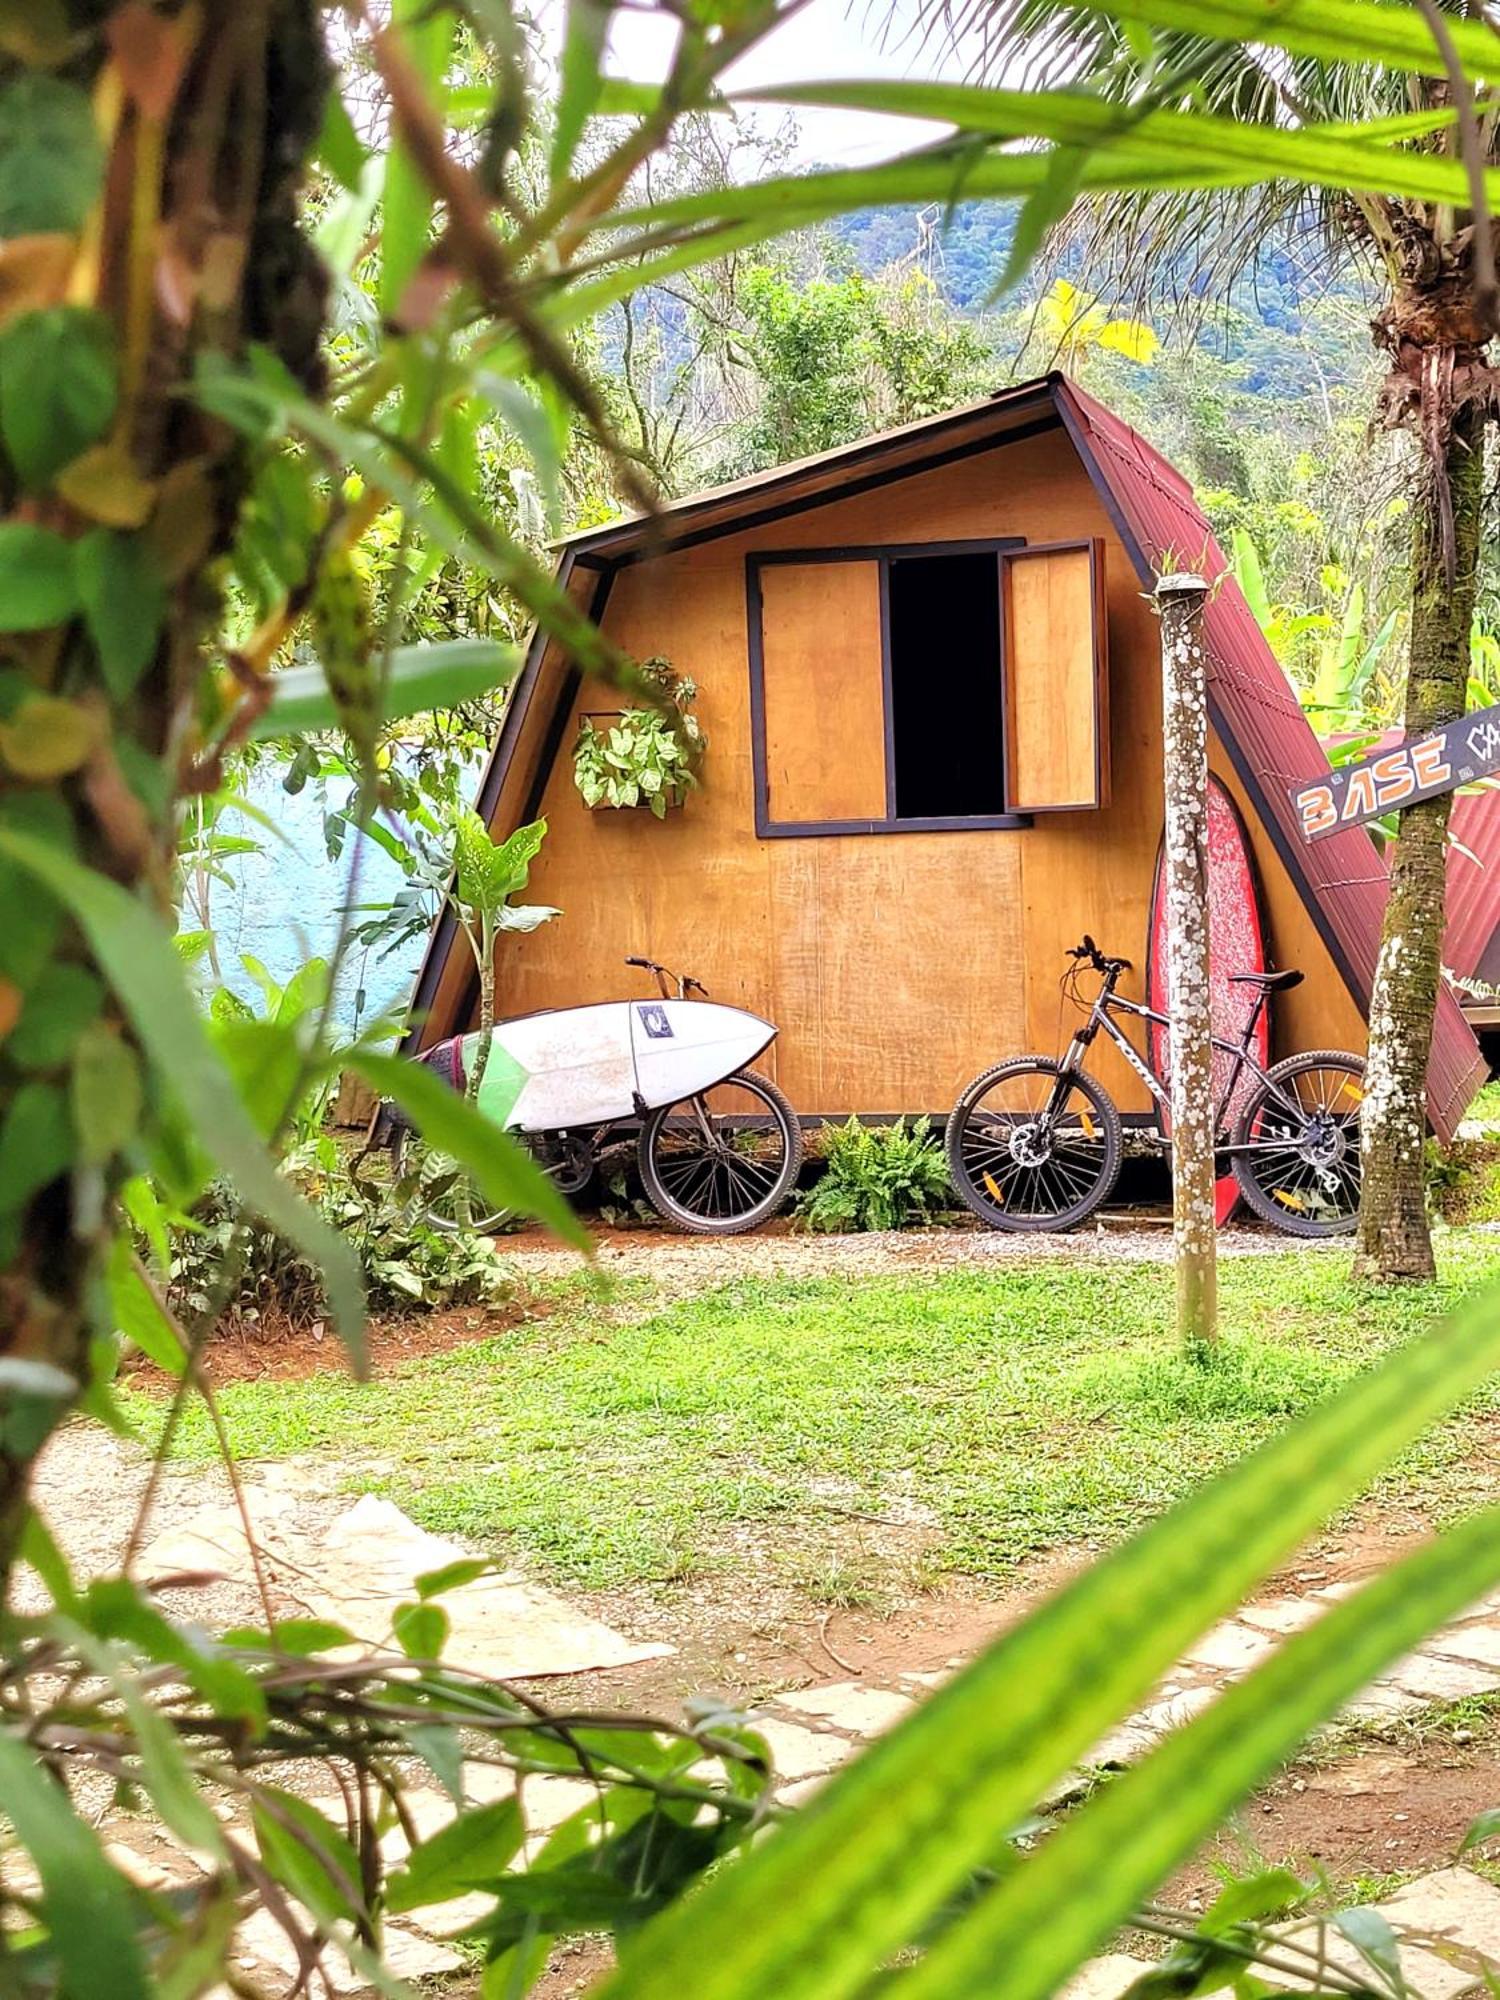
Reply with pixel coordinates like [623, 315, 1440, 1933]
[599, 1281, 1500, 2000]
[0, 1733, 151, 2000]
[386, 1797, 523, 1913]
[0, 522, 78, 630]
[907, 1477, 1500, 1998]
[250, 637, 520, 741]
[0, 828, 366, 1365]
[1065, 0, 1500, 83]
[252, 1788, 364, 1931]
[349, 1048, 591, 1251]
[0, 74, 102, 235]
[0, 305, 116, 489]
[379, 0, 455, 319]
[748, 82, 1486, 210]
[108, 1238, 186, 1377]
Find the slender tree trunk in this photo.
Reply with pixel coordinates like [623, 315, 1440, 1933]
[467, 921, 495, 1106]
[0, 2, 328, 1578]
[1353, 399, 1486, 1282]
[1157, 574, 1218, 1351]
[453, 924, 495, 1229]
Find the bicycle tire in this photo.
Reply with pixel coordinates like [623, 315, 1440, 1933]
[945, 1056, 1123, 1232]
[637, 1069, 803, 1236]
[390, 1124, 514, 1235]
[1232, 1050, 1365, 1238]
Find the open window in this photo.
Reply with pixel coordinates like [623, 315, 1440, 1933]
[748, 537, 1107, 835]
[888, 551, 1007, 820]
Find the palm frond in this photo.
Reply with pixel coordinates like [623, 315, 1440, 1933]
[898, 0, 1424, 318]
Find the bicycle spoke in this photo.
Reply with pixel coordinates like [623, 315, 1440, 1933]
[647, 1077, 794, 1226]
[1238, 1060, 1363, 1231]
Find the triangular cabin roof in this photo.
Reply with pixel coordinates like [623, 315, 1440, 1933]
[410, 373, 1486, 1139]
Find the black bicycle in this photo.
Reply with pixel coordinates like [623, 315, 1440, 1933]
[390, 957, 802, 1238]
[945, 937, 1365, 1237]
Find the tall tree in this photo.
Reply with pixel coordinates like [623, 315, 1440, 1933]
[911, 0, 1497, 1279]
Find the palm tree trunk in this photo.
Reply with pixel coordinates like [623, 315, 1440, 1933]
[1353, 398, 1485, 1282]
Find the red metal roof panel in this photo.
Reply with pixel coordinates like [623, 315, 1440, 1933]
[1057, 377, 1486, 1141]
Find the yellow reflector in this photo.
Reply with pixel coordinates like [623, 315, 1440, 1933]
[1340, 1083, 1365, 1104]
[983, 1172, 1005, 1206]
[1273, 1189, 1306, 1212]
[1081, 1110, 1096, 1140]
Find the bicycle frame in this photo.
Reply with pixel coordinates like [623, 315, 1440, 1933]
[1055, 969, 1311, 1156]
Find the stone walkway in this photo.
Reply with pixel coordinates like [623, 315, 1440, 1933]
[117, 1573, 1500, 1994]
[724, 1578, 1500, 1998]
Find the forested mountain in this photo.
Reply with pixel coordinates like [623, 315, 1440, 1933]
[826, 201, 1377, 403]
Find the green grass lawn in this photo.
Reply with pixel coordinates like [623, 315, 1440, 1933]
[143, 1238, 1500, 1595]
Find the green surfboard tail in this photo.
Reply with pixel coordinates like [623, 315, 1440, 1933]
[461, 1032, 528, 1128]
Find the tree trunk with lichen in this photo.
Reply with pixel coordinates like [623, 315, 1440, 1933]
[1157, 574, 1218, 1351]
[1354, 395, 1486, 1282]
[0, 1, 327, 1581]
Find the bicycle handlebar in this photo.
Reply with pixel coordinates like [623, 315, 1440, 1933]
[1069, 936, 1133, 975]
[625, 956, 710, 1000]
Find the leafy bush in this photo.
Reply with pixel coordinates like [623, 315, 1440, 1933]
[794, 1116, 952, 1233]
[572, 657, 704, 816]
[167, 1146, 510, 1331]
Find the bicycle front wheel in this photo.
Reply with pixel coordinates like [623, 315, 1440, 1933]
[1232, 1051, 1364, 1237]
[637, 1070, 803, 1235]
[946, 1057, 1122, 1232]
[391, 1126, 514, 1235]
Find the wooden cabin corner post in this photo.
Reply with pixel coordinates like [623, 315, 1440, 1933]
[1156, 573, 1219, 1352]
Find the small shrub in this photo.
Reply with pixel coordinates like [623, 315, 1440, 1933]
[166, 1146, 509, 1335]
[795, 1116, 952, 1234]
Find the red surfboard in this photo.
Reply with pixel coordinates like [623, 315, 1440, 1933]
[1147, 776, 1271, 1226]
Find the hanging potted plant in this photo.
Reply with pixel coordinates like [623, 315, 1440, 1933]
[572, 657, 705, 819]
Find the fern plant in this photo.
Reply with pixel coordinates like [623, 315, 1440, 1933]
[795, 1116, 952, 1233]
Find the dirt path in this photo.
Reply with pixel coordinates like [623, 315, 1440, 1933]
[38, 1382, 1500, 1995]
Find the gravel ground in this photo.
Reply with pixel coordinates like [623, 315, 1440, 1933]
[497, 1213, 1351, 1299]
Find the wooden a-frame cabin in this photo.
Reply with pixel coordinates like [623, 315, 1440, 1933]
[409, 374, 1486, 1141]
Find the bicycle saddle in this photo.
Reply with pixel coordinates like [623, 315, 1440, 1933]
[1229, 968, 1303, 991]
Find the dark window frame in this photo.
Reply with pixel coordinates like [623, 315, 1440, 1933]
[747, 539, 1031, 839]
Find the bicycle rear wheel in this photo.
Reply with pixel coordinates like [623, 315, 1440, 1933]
[637, 1070, 802, 1235]
[946, 1057, 1122, 1232]
[1232, 1051, 1364, 1237]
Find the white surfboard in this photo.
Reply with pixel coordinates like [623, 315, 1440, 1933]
[465, 1000, 775, 1134]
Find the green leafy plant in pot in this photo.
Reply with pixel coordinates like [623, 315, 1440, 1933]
[573, 657, 704, 819]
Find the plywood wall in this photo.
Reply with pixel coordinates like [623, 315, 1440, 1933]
[473, 423, 1367, 1119]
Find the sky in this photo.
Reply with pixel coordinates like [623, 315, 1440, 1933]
[596, 0, 977, 165]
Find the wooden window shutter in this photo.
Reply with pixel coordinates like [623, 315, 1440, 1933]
[1001, 539, 1109, 812]
[756, 559, 886, 824]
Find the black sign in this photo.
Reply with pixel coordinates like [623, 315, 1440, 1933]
[1291, 702, 1500, 843]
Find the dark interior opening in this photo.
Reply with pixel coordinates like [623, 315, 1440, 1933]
[888, 552, 1006, 819]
